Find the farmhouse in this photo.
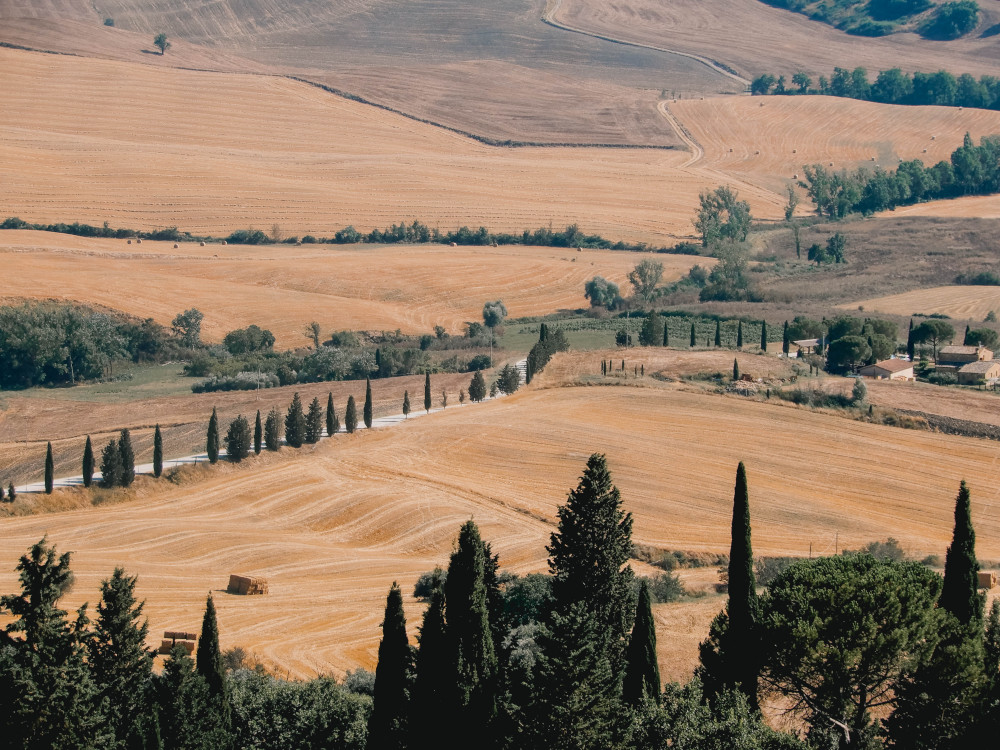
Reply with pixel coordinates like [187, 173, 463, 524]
[957, 360, 1000, 385]
[859, 359, 915, 381]
[936, 345, 993, 372]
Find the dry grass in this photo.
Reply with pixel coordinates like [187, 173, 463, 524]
[552, 0, 1000, 80]
[846, 285, 1000, 321]
[0, 230, 703, 346]
[3, 367, 1000, 679]
[892, 195, 1000, 220]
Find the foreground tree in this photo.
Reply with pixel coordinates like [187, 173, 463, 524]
[697, 462, 760, 710]
[225, 415, 251, 462]
[156, 644, 230, 749]
[345, 395, 358, 434]
[82, 435, 94, 488]
[326, 392, 338, 436]
[285, 392, 306, 448]
[364, 377, 374, 429]
[305, 396, 324, 444]
[368, 582, 412, 749]
[412, 585, 448, 746]
[44, 442, 54, 494]
[153, 424, 164, 477]
[939, 480, 984, 627]
[207, 407, 220, 464]
[153, 32, 171, 55]
[623, 579, 660, 706]
[263, 407, 281, 451]
[197, 594, 232, 735]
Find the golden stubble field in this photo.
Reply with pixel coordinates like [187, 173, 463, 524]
[2, 357, 999, 681]
[0, 229, 700, 346]
[845, 285, 1000, 321]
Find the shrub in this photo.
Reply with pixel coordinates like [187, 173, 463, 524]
[413, 567, 447, 598]
[925, 371, 958, 385]
[642, 573, 686, 603]
[192, 372, 279, 393]
[227, 228, 269, 245]
[955, 271, 1000, 285]
[467, 354, 491, 371]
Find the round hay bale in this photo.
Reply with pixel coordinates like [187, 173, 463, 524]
[200, 241, 205, 247]
[222, 241, 227, 245]
[127, 240, 132, 245]
[136, 239, 141, 244]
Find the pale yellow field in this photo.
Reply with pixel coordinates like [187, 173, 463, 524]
[3, 368, 999, 680]
[846, 285, 1000, 321]
[892, 194, 1000, 220]
[0, 230, 703, 345]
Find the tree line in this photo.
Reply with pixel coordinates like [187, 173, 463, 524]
[752, 65, 1000, 110]
[758, 0, 979, 40]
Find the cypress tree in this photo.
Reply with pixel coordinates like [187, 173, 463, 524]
[696, 462, 760, 710]
[196, 593, 231, 732]
[368, 582, 412, 749]
[737, 320, 744, 349]
[345, 395, 358, 433]
[284, 392, 306, 447]
[305, 396, 323, 443]
[118, 429, 135, 487]
[264, 407, 282, 451]
[445, 521, 498, 735]
[469, 370, 487, 402]
[760, 320, 768, 351]
[364, 377, 374, 429]
[526, 358, 533, 384]
[412, 585, 449, 745]
[89, 568, 154, 747]
[424, 372, 432, 413]
[153, 425, 164, 477]
[326, 393, 337, 436]
[940, 480, 984, 627]
[964, 324, 971, 345]
[253, 411, 262, 455]
[82, 435, 94, 488]
[623, 579, 660, 705]
[0, 485, 4, 502]
[663, 324, 669, 347]
[44, 441, 54, 494]
[225, 415, 251, 462]
[101, 438, 123, 488]
[690, 322, 696, 347]
[207, 407, 220, 464]
[733, 358, 741, 381]
[403, 390, 411, 418]
[782, 320, 790, 355]
[907, 318, 915, 361]
[8, 482, 15, 502]
[714, 320, 722, 347]
[985, 599, 1000, 679]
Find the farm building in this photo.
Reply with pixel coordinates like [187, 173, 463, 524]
[957, 360, 1000, 385]
[859, 359, 915, 381]
[936, 345, 993, 372]
[790, 338, 820, 356]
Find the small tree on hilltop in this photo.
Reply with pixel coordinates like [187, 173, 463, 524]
[469, 370, 487, 402]
[118, 429, 135, 487]
[852, 377, 868, 406]
[305, 397, 323, 444]
[153, 33, 171, 55]
[733, 357, 741, 381]
[364, 377, 374, 429]
[403, 391, 411, 418]
[44, 442, 54, 495]
[264, 407, 281, 451]
[345, 395, 358, 434]
[207, 407, 220, 464]
[253, 411, 262, 455]
[153, 425, 164, 478]
[424, 372, 432, 413]
[83, 435, 94, 488]
[326, 392, 338, 436]
[225, 415, 251, 463]
[285, 392, 306, 448]
[8, 482, 15, 502]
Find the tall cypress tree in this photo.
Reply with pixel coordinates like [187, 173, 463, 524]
[412, 586, 449, 746]
[364, 377, 374, 429]
[264, 407, 281, 451]
[662, 324, 669, 347]
[207, 407, 220, 464]
[368, 582, 412, 749]
[690, 322, 696, 347]
[196, 593, 231, 732]
[714, 320, 722, 347]
[284, 392, 306, 448]
[737, 320, 744, 349]
[940, 480, 984, 627]
[782, 320, 790, 355]
[305, 397, 323, 444]
[760, 320, 768, 351]
[402, 391, 411, 418]
[444, 521, 498, 735]
[101, 438, 123, 488]
[424, 372, 432, 413]
[253, 411, 262, 455]
[697, 462, 760, 710]
[907, 318, 915, 361]
[118, 429, 135, 487]
[964, 324, 971, 345]
[44, 441, 54, 494]
[326, 392, 337, 436]
[89, 567, 154, 747]
[733, 358, 741, 381]
[623, 579, 660, 706]
[82, 435, 94, 488]
[345, 395, 358, 433]
[153, 425, 164, 477]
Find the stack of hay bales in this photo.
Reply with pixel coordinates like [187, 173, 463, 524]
[227, 574, 269, 595]
[159, 630, 198, 655]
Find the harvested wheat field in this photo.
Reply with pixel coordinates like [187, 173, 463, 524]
[893, 194, 1000, 220]
[0, 47, 738, 244]
[3, 370, 1000, 679]
[551, 0, 1000, 81]
[673, 95, 1000, 196]
[0, 230, 703, 345]
[845, 285, 1000, 321]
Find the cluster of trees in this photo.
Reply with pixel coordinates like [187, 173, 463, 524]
[758, 0, 979, 39]
[753, 64, 1000, 110]
[625, 313, 777, 352]
[799, 134, 1000, 219]
[525, 323, 570, 384]
[0, 302, 185, 388]
[0, 216, 186, 241]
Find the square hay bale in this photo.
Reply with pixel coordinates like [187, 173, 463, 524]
[978, 571, 996, 590]
[163, 630, 198, 641]
[228, 574, 269, 595]
[158, 638, 196, 655]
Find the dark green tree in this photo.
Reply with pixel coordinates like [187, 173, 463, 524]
[623, 579, 660, 705]
[760, 320, 768, 351]
[225, 415, 251, 463]
[403, 390, 411, 418]
[737, 320, 744, 349]
[207, 407, 220, 464]
[196, 593, 232, 733]
[153, 32, 170, 55]
[101, 437, 123, 488]
[264, 407, 281, 451]
[690, 322, 696, 347]
[469, 370, 487, 402]
[305, 396, 324, 444]
[907, 318, 916, 360]
[89, 567, 155, 748]
[733, 358, 741, 381]
[285, 392, 306, 448]
[424, 372, 432, 413]
[782, 320, 790, 355]
[913, 319, 955, 360]
[253, 411, 262, 455]
[345, 395, 358, 434]
[663, 324, 669, 347]
[44, 442, 54, 494]
[118, 429, 135, 487]
[364, 377, 374, 429]
[153, 424, 164, 477]
[327, 392, 338, 436]
[367, 582, 412, 749]
[940, 480, 984, 627]
[715, 320, 722, 347]
[412, 585, 448, 746]
[444, 521, 498, 735]
[156, 645, 229, 750]
[7, 482, 14, 502]
[697, 462, 760, 710]
[82, 435, 94, 488]
[639, 313, 664, 347]
[496, 363, 520, 395]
